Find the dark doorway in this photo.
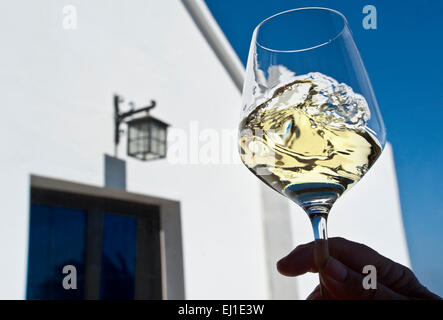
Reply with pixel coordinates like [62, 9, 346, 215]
[27, 188, 162, 300]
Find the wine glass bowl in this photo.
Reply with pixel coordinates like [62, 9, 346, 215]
[238, 7, 386, 292]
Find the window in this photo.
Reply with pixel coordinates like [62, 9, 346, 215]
[100, 213, 137, 300]
[27, 188, 162, 300]
[27, 204, 87, 300]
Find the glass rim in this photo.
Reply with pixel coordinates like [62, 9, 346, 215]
[254, 7, 349, 53]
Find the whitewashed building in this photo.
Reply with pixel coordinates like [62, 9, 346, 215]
[0, 0, 409, 299]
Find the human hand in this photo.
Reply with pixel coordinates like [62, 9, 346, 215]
[277, 237, 441, 300]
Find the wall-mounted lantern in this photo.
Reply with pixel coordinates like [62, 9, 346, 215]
[114, 94, 169, 161]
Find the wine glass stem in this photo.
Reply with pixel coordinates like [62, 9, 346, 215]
[308, 209, 329, 297]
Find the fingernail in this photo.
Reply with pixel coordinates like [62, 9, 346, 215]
[323, 257, 347, 282]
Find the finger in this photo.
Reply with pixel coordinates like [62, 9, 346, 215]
[277, 243, 315, 276]
[321, 256, 407, 300]
[276, 238, 353, 276]
[277, 237, 373, 277]
[306, 285, 334, 300]
[328, 237, 396, 278]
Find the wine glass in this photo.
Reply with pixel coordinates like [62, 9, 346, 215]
[238, 8, 386, 295]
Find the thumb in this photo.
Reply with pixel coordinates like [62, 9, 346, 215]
[320, 257, 406, 300]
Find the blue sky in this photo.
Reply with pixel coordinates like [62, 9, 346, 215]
[206, 0, 443, 296]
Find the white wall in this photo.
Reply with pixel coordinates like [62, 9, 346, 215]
[0, 0, 269, 299]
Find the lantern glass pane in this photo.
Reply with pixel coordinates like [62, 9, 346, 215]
[151, 122, 160, 139]
[159, 142, 166, 157]
[151, 139, 158, 154]
[143, 138, 149, 153]
[129, 140, 136, 155]
[129, 125, 137, 140]
[159, 127, 166, 142]
[129, 124, 138, 141]
[140, 123, 149, 138]
[138, 139, 144, 153]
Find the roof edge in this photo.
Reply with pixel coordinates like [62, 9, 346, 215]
[181, 0, 245, 92]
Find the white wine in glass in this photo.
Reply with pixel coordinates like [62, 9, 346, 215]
[238, 8, 386, 294]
